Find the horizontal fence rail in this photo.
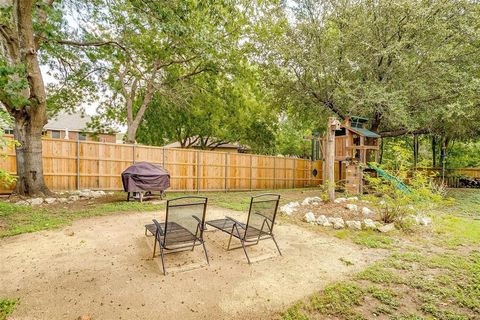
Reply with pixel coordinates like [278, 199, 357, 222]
[0, 138, 326, 193]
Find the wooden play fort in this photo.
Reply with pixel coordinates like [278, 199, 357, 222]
[323, 116, 381, 196]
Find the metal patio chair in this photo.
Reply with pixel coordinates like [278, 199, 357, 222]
[206, 194, 282, 264]
[144, 196, 209, 275]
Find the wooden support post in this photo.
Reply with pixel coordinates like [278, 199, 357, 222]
[97, 144, 101, 190]
[162, 148, 165, 167]
[132, 144, 136, 164]
[196, 151, 200, 193]
[324, 117, 339, 202]
[273, 156, 276, 189]
[224, 153, 228, 192]
[76, 140, 80, 190]
[293, 159, 296, 189]
[249, 154, 253, 191]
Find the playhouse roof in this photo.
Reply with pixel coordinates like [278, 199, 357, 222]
[347, 126, 381, 138]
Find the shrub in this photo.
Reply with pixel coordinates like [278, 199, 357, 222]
[0, 111, 17, 188]
[366, 142, 451, 226]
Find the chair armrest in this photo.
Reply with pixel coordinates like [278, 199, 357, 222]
[225, 216, 246, 229]
[253, 212, 273, 222]
[192, 215, 207, 231]
[152, 219, 164, 235]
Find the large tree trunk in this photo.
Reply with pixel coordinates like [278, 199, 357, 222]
[125, 124, 138, 144]
[13, 109, 49, 195]
[0, 0, 51, 196]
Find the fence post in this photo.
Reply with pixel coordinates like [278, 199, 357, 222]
[196, 151, 200, 193]
[309, 161, 312, 187]
[250, 154, 253, 191]
[293, 159, 296, 189]
[224, 153, 228, 192]
[97, 143, 101, 190]
[76, 140, 80, 190]
[273, 156, 276, 189]
[132, 144, 136, 164]
[162, 147, 165, 167]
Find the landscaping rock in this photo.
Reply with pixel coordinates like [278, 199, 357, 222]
[334, 197, 347, 204]
[304, 212, 316, 224]
[73, 189, 106, 199]
[361, 207, 374, 216]
[322, 220, 332, 227]
[346, 204, 358, 212]
[44, 197, 56, 204]
[363, 219, 377, 230]
[419, 217, 432, 226]
[280, 201, 300, 216]
[378, 223, 396, 233]
[57, 198, 68, 204]
[91, 190, 106, 198]
[301, 196, 322, 206]
[68, 195, 80, 202]
[347, 196, 359, 201]
[28, 198, 44, 206]
[315, 215, 328, 225]
[413, 215, 432, 226]
[346, 220, 362, 230]
[15, 200, 29, 206]
[328, 217, 345, 229]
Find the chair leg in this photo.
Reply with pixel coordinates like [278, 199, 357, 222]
[152, 237, 157, 258]
[239, 238, 251, 264]
[227, 224, 235, 250]
[234, 225, 251, 264]
[192, 225, 200, 251]
[202, 240, 210, 265]
[271, 234, 282, 256]
[159, 245, 166, 275]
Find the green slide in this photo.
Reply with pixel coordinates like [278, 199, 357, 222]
[367, 163, 412, 194]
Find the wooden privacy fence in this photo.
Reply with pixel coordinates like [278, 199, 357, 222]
[0, 138, 325, 193]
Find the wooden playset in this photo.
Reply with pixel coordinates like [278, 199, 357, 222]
[322, 116, 381, 199]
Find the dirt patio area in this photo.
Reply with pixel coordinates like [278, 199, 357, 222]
[1, 206, 386, 320]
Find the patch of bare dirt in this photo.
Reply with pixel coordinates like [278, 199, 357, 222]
[0, 206, 387, 320]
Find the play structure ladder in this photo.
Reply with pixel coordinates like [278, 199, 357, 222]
[367, 163, 412, 194]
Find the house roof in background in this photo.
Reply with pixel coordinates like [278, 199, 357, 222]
[45, 112, 92, 132]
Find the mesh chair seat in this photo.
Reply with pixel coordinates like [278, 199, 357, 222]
[145, 222, 197, 246]
[205, 194, 282, 264]
[145, 196, 209, 275]
[206, 218, 270, 239]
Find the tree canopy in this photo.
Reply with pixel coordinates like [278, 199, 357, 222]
[258, 0, 480, 139]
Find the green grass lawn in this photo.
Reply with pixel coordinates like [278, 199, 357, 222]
[280, 189, 480, 320]
[0, 298, 18, 320]
[0, 195, 161, 237]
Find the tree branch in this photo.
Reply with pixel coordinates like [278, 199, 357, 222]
[379, 128, 429, 138]
[42, 38, 126, 51]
